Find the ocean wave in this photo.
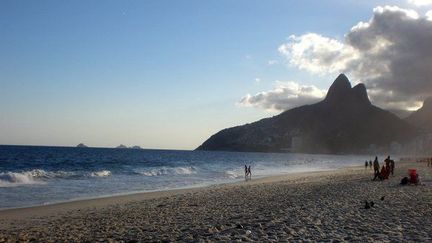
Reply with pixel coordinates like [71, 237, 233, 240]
[0, 169, 47, 187]
[0, 168, 114, 187]
[137, 166, 197, 177]
[224, 170, 243, 179]
[90, 170, 111, 177]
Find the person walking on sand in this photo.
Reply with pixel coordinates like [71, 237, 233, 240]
[244, 165, 248, 180]
[365, 160, 368, 170]
[247, 165, 251, 179]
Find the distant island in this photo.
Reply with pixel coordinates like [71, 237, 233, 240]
[76, 143, 88, 148]
[197, 74, 430, 154]
[115, 145, 143, 150]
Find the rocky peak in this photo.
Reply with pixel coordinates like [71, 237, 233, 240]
[352, 83, 371, 105]
[323, 74, 371, 106]
[324, 74, 352, 102]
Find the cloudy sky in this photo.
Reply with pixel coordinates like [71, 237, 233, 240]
[1, 0, 431, 149]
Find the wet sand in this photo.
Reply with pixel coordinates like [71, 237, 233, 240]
[1, 160, 432, 242]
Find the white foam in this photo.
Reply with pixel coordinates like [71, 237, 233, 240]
[0, 169, 80, 186]
[137, 166, 196, 177]
[224, 170, 243, 179]
[0, 170, 46, 187]
[90, 170, 111, 177]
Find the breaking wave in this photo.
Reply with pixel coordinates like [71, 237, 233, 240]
[224, 170, 243, 179]
[137, 166, 197, 177]
[0, 169, 112, 187]
[90, 170, 111, 177]
[0, 172, 38, 187]
[0, 169, 52, 187]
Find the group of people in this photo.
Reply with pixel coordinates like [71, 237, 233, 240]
[371, 156, 395, 181]
[244, 165, 252, 180]
[364, 160, 372, 169]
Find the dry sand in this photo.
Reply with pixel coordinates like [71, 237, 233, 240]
[1, 160, 432, 242]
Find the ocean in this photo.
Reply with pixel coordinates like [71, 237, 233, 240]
[0, 145, 371, 209]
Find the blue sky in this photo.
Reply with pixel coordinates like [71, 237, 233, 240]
[0, 0, 429, 149]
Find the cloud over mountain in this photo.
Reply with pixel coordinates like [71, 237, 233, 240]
[238, 81, 326, 111]
[278, 6, 432, 110]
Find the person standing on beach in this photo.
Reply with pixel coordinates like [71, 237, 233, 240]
[390, 159, 395, 175]
[385, 156, 391, 171]
[365, 161, 368, 170]
[369, 160, 372, 169]
[244, 165, 248, 179]
[247, 165, 251, 179]
[373, 157, 380, 175]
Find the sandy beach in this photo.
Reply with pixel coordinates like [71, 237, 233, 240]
[1, 160, 432, 242]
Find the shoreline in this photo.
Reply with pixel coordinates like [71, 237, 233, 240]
[0, 166, 359, 220]
[0, 165, 363, 216]
[2, 160, 432, 241]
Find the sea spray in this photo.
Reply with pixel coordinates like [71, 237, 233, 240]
[0, 171, 43, 187]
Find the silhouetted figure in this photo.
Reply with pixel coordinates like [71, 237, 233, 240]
[365, 160, 368, 169]
[247, 165, 251, 179]
[373, 157, 380, 175]
[373, 169, 383, 181]
[390, 159, 395, 176]
[385, 156, 391, 171]
[369, 160, 372, 169]
[244, 165, 248, 179]
[381, 165, 389, 180]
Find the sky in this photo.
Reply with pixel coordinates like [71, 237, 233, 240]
[1, 0, 432, 149]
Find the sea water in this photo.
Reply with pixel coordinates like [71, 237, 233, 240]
[0, 145, 372, 209]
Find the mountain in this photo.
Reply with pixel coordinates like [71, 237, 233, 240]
[196, 74, 417, 154]
[405, 97, 432, 132]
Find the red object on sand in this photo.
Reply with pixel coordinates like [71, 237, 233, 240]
[408, 169, 416, 177]
[408, 169, 417, 184]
